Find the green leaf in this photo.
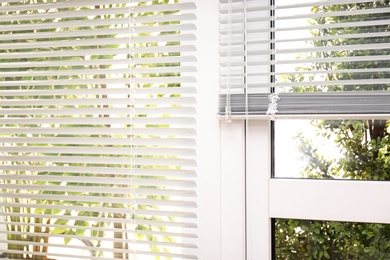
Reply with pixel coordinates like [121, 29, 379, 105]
[51, 227, 67, 234]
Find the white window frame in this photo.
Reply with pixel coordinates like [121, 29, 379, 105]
[218, 119, 390, 260]
[253, 120, 390, 258]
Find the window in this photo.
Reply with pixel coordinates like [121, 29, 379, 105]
[0, 0, 198, 259]
[1, 0, 388, 259]
[219, 0, 390, 259]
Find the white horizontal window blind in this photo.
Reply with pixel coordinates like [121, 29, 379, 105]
[0, 0, 198, 259]
[219, 0, 390, 119]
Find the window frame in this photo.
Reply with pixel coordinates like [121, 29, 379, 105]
[199, 0, 390, 259]
[219, 119, 390, 260]
[216, 0, 390, 258]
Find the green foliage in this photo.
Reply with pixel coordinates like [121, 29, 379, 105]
[276, 219, 390, 260]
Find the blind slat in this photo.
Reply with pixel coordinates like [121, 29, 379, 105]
[0, 203, 197, 218]
[0, 23, 196, 42]
[0, 146, 197, 156]
[0, 86, 197, 96]
[0, 165, 197, 178]
[0, 213, 197, 228]
[0, 34, 196, 50]
[0, 14, 197, 33]
[0, 127, 197, 136]
[0, 3, 196, 22]
[0, 221, 198, 238]
[0, 137, 196, 146]
[0, 193, 198, 208]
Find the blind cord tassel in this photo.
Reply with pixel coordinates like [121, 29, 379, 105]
[225, 105, 232, 123]
[266, 92, 280, 120]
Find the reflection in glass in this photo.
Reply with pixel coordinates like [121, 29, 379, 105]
[275, 218, 390, 260]
[275, 119, 390, 180]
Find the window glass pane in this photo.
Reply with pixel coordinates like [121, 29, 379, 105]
[275, 0, 390, 93]
[275, 119, 390, 180]
[275, 218, 390, 260]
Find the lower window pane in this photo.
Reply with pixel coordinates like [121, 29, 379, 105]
[275, 119, 390, 180]
[275, 218, 390, 260]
